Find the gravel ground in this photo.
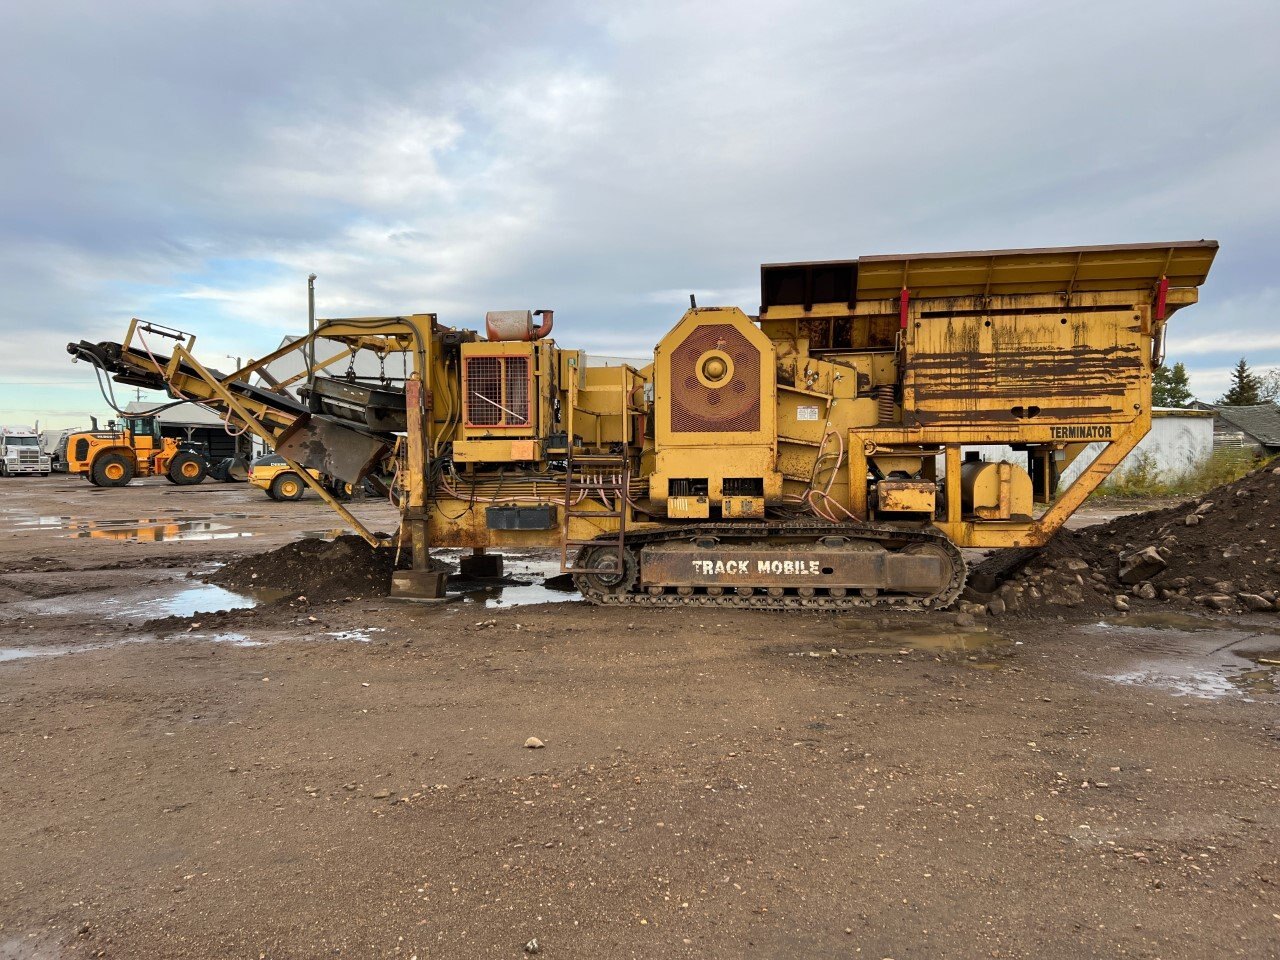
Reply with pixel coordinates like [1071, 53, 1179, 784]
[1, 475, 1278, 959]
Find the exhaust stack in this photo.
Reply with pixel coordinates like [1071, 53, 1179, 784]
[485, 309, 554, 342]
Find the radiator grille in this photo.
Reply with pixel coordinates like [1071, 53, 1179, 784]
[669, 324, 761, 433]
[465, 355, 531, 428]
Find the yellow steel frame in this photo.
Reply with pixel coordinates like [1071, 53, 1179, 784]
[848, 411, 1149, 548]
[118, 316, 437, 550]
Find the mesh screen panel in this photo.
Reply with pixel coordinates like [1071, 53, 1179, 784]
[465, 355, 530, 428]
[504, 357, 530, 424]
[668, 323, 761, 433]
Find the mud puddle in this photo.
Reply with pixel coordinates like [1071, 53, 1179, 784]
[1087, 616, 1280, 700]
[775, 620, 1015, 667]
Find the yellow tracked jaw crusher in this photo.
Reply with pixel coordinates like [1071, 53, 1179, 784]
[69, 240, 1217, 609]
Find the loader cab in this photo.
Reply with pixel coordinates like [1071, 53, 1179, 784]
[122, 417, 162, 451]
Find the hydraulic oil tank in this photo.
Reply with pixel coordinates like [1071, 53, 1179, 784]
[959, 457, 1032, 520]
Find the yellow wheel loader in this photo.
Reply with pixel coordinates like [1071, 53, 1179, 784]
[65, 416, 208, 488]
[248, 453, 361, 502]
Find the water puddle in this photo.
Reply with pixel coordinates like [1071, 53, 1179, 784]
[1106, 661, 1276, 699]
[80, 523, 252, 542]
[326, 627, 386, 643]
[185, 632, 264, 647]
[14, 580, 281, 619]
[298, 528, 354, 539]
[434, 552, 582, 608]
[466, 581, 582, 608]
[127, 583, 268, 618]
[1088, 618, 1280, 700]
[7, 514, 255, 542]
[0, 630, 265, 664]
[1111, 611, 1230, 632]
[1231, 654, 1280, 696]
[0, 646, 74, 662]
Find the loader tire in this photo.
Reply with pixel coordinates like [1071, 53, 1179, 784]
[270, 472, 305, 501]
[167, 452, 208, 486]
[92, 453, 134, 487]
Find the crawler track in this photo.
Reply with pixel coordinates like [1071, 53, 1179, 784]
[573, 521, 966, 610]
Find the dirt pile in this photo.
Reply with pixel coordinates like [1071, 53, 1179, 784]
[966, 464, 1280, 620]
[210, 535, 402, 601]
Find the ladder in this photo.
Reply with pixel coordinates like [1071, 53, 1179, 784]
[560, 450, 629, 574]
[559, 360, 642, 575]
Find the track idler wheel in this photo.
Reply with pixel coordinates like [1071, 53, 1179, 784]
[899, 542, 955, 597]
[573, 545, 639, 598]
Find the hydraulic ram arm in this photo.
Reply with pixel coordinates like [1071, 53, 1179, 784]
[67, 319, 394, 547]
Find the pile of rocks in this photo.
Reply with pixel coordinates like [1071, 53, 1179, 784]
[957, 552, 1110, 620]
[963, 463, 1280, 619]
[210, 534, 403, 600]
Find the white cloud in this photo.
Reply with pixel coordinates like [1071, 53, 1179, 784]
[2, 0, 1279, 425]
[253, 107, 466, 210]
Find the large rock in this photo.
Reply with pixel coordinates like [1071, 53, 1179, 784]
[1133, 581, 1158, 600]
[1118, 547, 1167, 585]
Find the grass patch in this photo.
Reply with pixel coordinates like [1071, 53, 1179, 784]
[1095, 448, 1265, 499]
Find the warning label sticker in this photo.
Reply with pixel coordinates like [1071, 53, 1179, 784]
[797, 406, 820, 422]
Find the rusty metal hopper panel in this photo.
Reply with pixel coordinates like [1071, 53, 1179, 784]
[855, 240, 1218, 301]
[305, 376, 408, 432]
[275, 414, 391, 485]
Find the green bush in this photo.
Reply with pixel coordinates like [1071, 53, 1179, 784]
[1096, 447, 1263, 499]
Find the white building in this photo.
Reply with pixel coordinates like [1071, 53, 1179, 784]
[948, 408, 1214, 490]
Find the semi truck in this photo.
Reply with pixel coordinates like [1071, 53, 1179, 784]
[1, 426, 51, 476]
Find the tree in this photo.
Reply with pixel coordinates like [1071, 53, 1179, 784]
[1152, 361, 1194, 408]
[1258, 368, 1280, 403]
[1218, 358, 1262, 406]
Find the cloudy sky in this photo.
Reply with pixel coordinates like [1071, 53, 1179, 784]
[2, 0, 1278, 428]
